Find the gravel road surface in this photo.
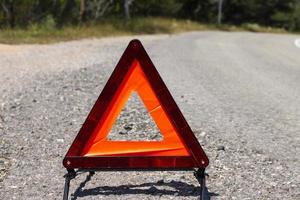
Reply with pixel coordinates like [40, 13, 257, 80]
[0, 32, 299, 199]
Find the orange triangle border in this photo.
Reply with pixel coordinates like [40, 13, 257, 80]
[63, 39, 209, 170]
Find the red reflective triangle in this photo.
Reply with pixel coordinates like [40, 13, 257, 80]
[63, 39, 209, 169]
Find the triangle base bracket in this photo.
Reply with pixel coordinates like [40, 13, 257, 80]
[62, 167, 207, 200]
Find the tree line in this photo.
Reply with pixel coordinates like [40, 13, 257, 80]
[1, 0, 300, 31]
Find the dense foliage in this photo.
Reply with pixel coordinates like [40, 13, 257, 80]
[0, 0, 299, 31]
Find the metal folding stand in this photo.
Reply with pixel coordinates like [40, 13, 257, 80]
[63, 168, 207, 200]
[194, 168, 206, 200]
[63, 169, 76, 200]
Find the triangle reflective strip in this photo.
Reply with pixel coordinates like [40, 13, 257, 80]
[82, 60, 189, 156]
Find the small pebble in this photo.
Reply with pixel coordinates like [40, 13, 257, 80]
[217, 145, 225, 151]
[123, 124, 132, 131]
[149, 186, 157, 193]
[56, 139, 64, 143]
[199, 131, 206, 137]
[118, 131, 127, 135]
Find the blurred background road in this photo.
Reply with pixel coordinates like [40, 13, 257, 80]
[0, 31, 299, 199]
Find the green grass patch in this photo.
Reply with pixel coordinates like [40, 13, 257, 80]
[215, 23, 287, 33]
[0, 17, 288, 44]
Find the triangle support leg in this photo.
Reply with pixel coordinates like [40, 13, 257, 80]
[194, 168, 207, 200]
[63, 169, 76, 200]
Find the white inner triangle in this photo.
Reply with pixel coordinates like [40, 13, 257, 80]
[108, 92, 163, 141]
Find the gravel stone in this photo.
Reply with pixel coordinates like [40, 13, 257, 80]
[108, 92, 162, 141]
[0, 157, 10, 182]
[217, 145, 225, 151]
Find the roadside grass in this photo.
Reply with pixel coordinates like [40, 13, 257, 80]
[0, 17, 288, 44]
[219, 23, 287, 33]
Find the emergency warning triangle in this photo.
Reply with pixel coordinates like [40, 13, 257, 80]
[63, 39, 209, 169]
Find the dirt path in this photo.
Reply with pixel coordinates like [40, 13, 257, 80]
[0, 32, 299, 199]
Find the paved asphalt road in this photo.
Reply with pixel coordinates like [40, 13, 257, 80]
[0, 32, 299, 199]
